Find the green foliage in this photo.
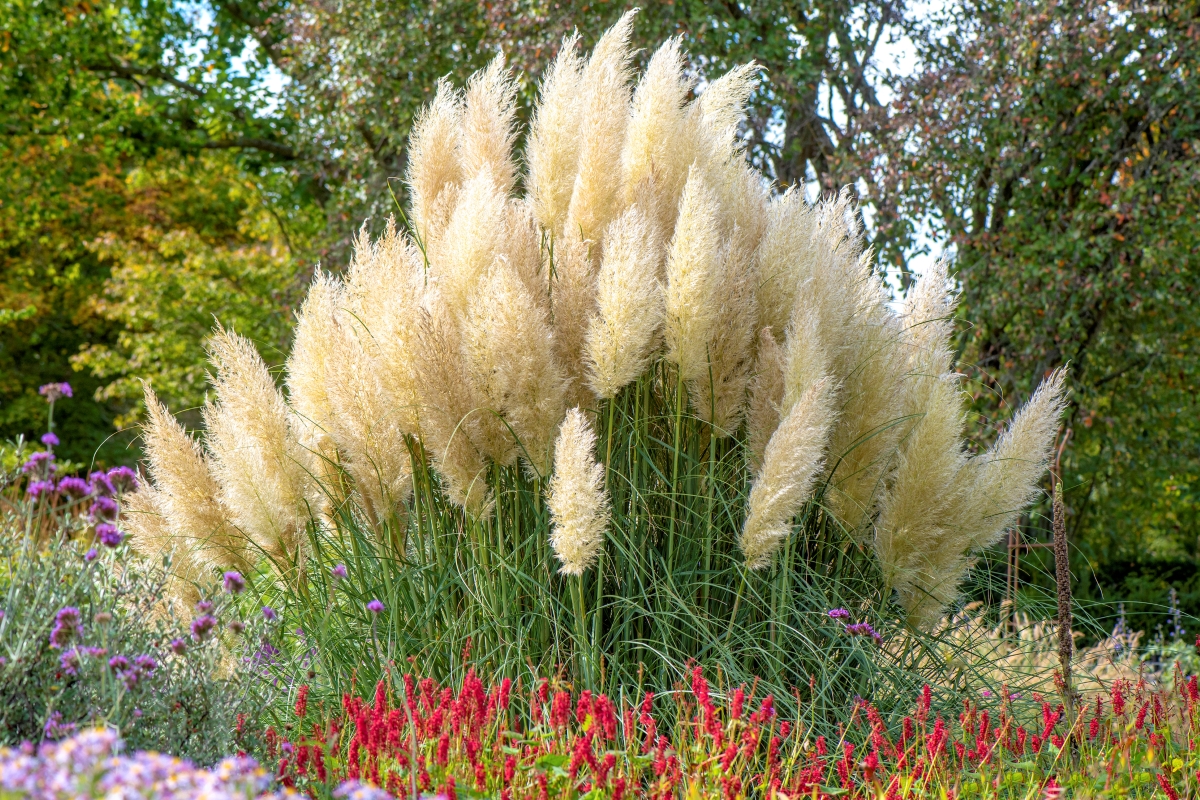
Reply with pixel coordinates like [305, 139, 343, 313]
[858, 0, 1200, 563]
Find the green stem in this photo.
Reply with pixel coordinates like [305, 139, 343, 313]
[668, 367, 685, 563]
[573, 575, 590, 686]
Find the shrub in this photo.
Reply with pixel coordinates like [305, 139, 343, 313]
[0, 430, 279, 762]
[126, 15, 1066, 716]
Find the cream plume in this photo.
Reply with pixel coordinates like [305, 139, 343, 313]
[287, 269, 341, 446]
[527, 33, 585, 236]
[463, 257, 569, 476]
[460, 54, 519, 195]
[412, 296, 491, 515]
[663, 168, 722, 385]
[740, 379, 834, 569]
[434, 170, 507, 321]
[550, 228, 600, 410]
[756, 189, 818, 339]
[746, 328, 785, 475]
[121, 484, 204, 607]
[622, 37, 695, 243]
[141, 383, 247, 572]
[203, 326, 312, 562]
[585, 206, 665, 399]
[547, 408, 611, 575]
[406, 78, 464, 249]
[564, 10, 637, 246]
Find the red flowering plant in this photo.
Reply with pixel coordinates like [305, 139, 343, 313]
[254, 658, 1200, 799]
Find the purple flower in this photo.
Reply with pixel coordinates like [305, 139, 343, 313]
[105, 465, 138, 493]
[42, 711, 76, 740]
[223, 571, 245, 594]
[21, 451, 55, 474]
[84, 548, 98, 562]
[844, 621, 883, 644]
[41, 432, 59, 447]
[59, 648, 81, 676]
[366, 599, 384, 614]
[95, 523, 123, 548]
[81, 645, 107, 657]
[332, 563, 348, 580]
[261, 606, 277, 621]
[827, 608, 851, 620]
[228, 620, 245, 634]
[88, 470, 115, 497]
[49, 607, 83, 649]
[133, 654, 157, 675]
[195, 600, 214, 614]
[108, 655, 130, 673]
[90, 495, 119, 521]
[27, 479, 56, 497]
[169, 638, 188, 655]
[38, 382, 72, 402]
[57, 476, 90, 497]
[191, 614, 217, 641]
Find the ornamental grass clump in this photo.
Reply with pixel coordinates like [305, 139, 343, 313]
[129, 14, 1066, 713]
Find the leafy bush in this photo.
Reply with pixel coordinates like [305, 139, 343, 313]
[0, 428, 279, 762]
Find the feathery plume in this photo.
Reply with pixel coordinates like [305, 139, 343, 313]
[527, 33, 585, 235]
[141, 384, 247, 572]
[746, 328, 785, 475]
[287, 269, 342, 448]
[901, 259, 957, 378]
[121, 484, 203, 608]
[411, 297, 492, 515]
[663, 168, 723, 385]
[203, 326, 312, 562]
[501, 199, 551, 316]
[564, 11, 637, 246]
[407, 79, 464, 248]
[463, 256, 569, 476]
[460, 54, 519, 195]
[550, 228, 601, 409]
[585, 206, 665, 399]
[547, 408, 611, 575]
[622, 37, 695, 243]
[756, 189, 818, 339]
[433, 170, 507, 321]
[740, 379, 835, 569]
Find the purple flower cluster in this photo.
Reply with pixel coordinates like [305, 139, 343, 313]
[40, 432, 59, 447]
[56, 476, 90, 497]
[48, 607, 83, 649]
[191, 615, 217, 642]
[223, 571, 245, 594]
[826, 608, 851, 620]
[95, 523, 123, 548]
[26, 480, 56, 498]
[38, 382, 72, 402]
[20, 451, 55, 475]
[844, 621, 884, 645]
[89, 495, 118, 521]
[108, 653, 157, 689]
[59, 645, 109, 676]
[0, 728, 314, 799]
[367, 599, 385, 614]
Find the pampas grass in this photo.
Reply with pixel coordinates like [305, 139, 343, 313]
[134, 16, 1068, 711]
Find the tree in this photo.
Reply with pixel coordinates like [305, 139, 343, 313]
[857, 0, 1200, 562]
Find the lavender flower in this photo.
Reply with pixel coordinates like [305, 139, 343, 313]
[59, 648, 81, 676]
[332, 563, 348, 580]
[88, 470, 115, 497]
[261, 606, 277, 622]
[90, 495, 119, 521]
[826, 608, 851, 620]
[95, 523, 123, 548]
[169, 638, 188, 655]
[27, 479, 56, 497]
[367, 599, 384, 614]
[49, 607, 83, 649]
[41, 432, 59, 447]
[223, 571, 245, 594]
[21, 451, 55, 474]
[105, 465, 138, 493]
[191, 615, 217, 641]
[38, 382, 72, 401]
[57, 476, 90, 497]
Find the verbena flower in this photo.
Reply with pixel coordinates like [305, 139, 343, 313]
[261, 606, 277, 621]
[332, 563, 348, 580]
[84, 548, 98, 562]
[105, 465, 138, 493]
[90, 496, 119, 521]
[195, 600, 214, 614]
[21, 451, 55, 474]
[38, 382, 72, 401]
[170, 638, 188, 655]
[59, 648, 81, 676]
[95, 523, 123, 548]
[49, 607, 83, 649]
[844, 621, 884, 645]
[41, 711, 76, 740]
[27, 479, 56, 497]
[223, 571, 245, 594]
[827, 608, 850, 620]
[367, 599, 384, 614]
[41, 432, 59, 447]
[57, 476, 90, 497]
[89, 470, 116, 497]
[191, 615, 217, 641]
